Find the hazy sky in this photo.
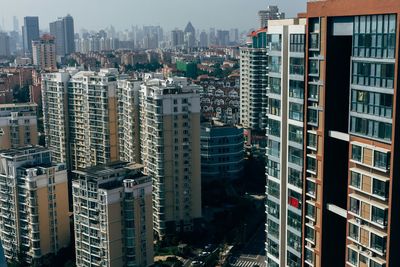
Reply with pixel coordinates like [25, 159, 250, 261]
[1, 0, 307, 32]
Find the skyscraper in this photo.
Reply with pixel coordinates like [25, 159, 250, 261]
[13, 16, 19, 32]
[0, 146, 70, 263]
[199, 31, 208, 48]
[72, 162, 154, 267]
[49, 15, 75, 60]
[240, 28, 268, 133]
[22, 16, 39, 54]
[294, 1, 400, 266]
[139, 77, 202, 239]
[32, 34, 57, 71]
[0, 33, 10, 56]
[171, 29, 184, 47]
[265, 18, 306, 267]
[258, 6, 285, 28]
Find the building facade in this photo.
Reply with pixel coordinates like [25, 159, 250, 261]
[42, 68, 121, 170]
[302, 1, 400, 267]
[72, 162, 154, 267]
[22, 16, 39, 55]
[117, 79, 141, 164]
[200, 121, 244, 181]
[265, 18, 306, 267]
[258, 6, 286, 28]
[140, 77, 202, 239]
[49, 15, 75, 60]
[32, 34, 57, 71]
[0, 103, 38, 149]
[0, 147, 70, 263]
[240, 28, 268, 147]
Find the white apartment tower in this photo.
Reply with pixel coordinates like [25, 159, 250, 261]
[265, 18, 306, 267]
[140, 77, 202, 239]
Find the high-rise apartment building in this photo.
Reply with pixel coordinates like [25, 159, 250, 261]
[42, 68, 120, 170]
[117, 79, 141, 164]
[68, 69, 119, 170]
[41, 70, 76, 167]
[32, 34, 57, 71]
[258, 6, 285, 28]
[265, 18, 306, 267]
[240, 28, 268, 133]
[49, 15, 75, 60]
[0, 146, 70, 263]
[140, 77, 202, 239]
[0, 103, 38, 149]
[72, 162, 154, 267]
[300, 1, 400, 267]
[22, 16, 39, 54]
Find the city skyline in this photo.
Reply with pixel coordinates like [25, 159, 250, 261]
[0, 0, 307, 32]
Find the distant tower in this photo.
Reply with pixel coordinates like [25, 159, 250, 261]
[32, 34, 57, 71]
[22, 16, 39, 54]
[258, 5, 285, 28]
[49, 14, 75, 60]
[13, 16, 19, 32]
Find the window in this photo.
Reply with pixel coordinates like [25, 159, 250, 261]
[267, 159, 280, 178]
[288, 168, 302, 188]
[269, 77, 281, 94]
[350, 116, 392, 142]
[306, 203, 315, 219]
[351, 145, 362, 162]
[309, 59, 319, 75]
[269, 99, 281, 116]
[288, 125, 303, 144]
[269, 34, 282, 51]
[349, 223, 359, 241]
[307, 132, 317, 149]
[267, 199, 280, 219]
[288, 146, 303, 166]
[268, 180, 280, 199]
[305, 249, 314, 265]
[289, 80, 304, 99]
[287, 231, 301, 252]
[371, 206, 387, 226]
[351, 90, 393, 118]
[309, 33, 319, 50]
[289, 103, 303, 121]
[308, 84, 319, 100]
[267, 140, 280, 158]
[267, 238, 279, 258]
[349, 197, 360, 215]
[267, 119, 280, 137]
[372, 179, 389, 199]
[350, 171, 361, 189]
[288, 210, 302, 232]
[290, 57, 304, 76]
[352, 61, 395, 89]
[288, 189, 302, 209]
[306, 180, 316, 197]
[290, 34, 305, 52]
[370, 233, 386, 253]
[347, 248, 358, 265]
[306, 225, 315, 243]
[267, 219, 279, 239]
[374, 151, 389, 170]
[308, 109, 318, 125]
[269, 56, 281, 73]
[353, 14, 397, 59]
[307, 157, 317, 173]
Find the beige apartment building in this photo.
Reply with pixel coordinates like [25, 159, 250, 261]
[0, 103, 38, 149]
[0, 146, 70, 263]
[140, 77, 202, 239]
[32, 34, 57, 71]
[72, 162, 154, 267]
